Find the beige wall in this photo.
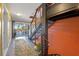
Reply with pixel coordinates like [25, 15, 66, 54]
[0, 3, 2, 56]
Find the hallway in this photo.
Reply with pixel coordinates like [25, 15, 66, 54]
[0, 3, 42, 56]
[0, 3, 79, 56]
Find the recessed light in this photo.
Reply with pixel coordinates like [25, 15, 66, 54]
[16, 13, 22, 16]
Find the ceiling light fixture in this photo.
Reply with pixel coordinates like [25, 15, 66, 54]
[16, 13, 22, 16]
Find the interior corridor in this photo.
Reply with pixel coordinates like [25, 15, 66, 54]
[0, 3, 42, 56]
[0, 3, 79, 56]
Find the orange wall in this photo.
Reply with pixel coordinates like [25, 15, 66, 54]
[48, 16, 79, 56]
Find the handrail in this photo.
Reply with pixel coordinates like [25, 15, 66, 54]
[29, 23, 42, 40]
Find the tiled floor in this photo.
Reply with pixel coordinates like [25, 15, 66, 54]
[6, 36, 39, 56]
[15, 36, 39, 56]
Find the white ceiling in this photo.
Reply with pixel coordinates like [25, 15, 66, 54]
[8, 3, 41, 22]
